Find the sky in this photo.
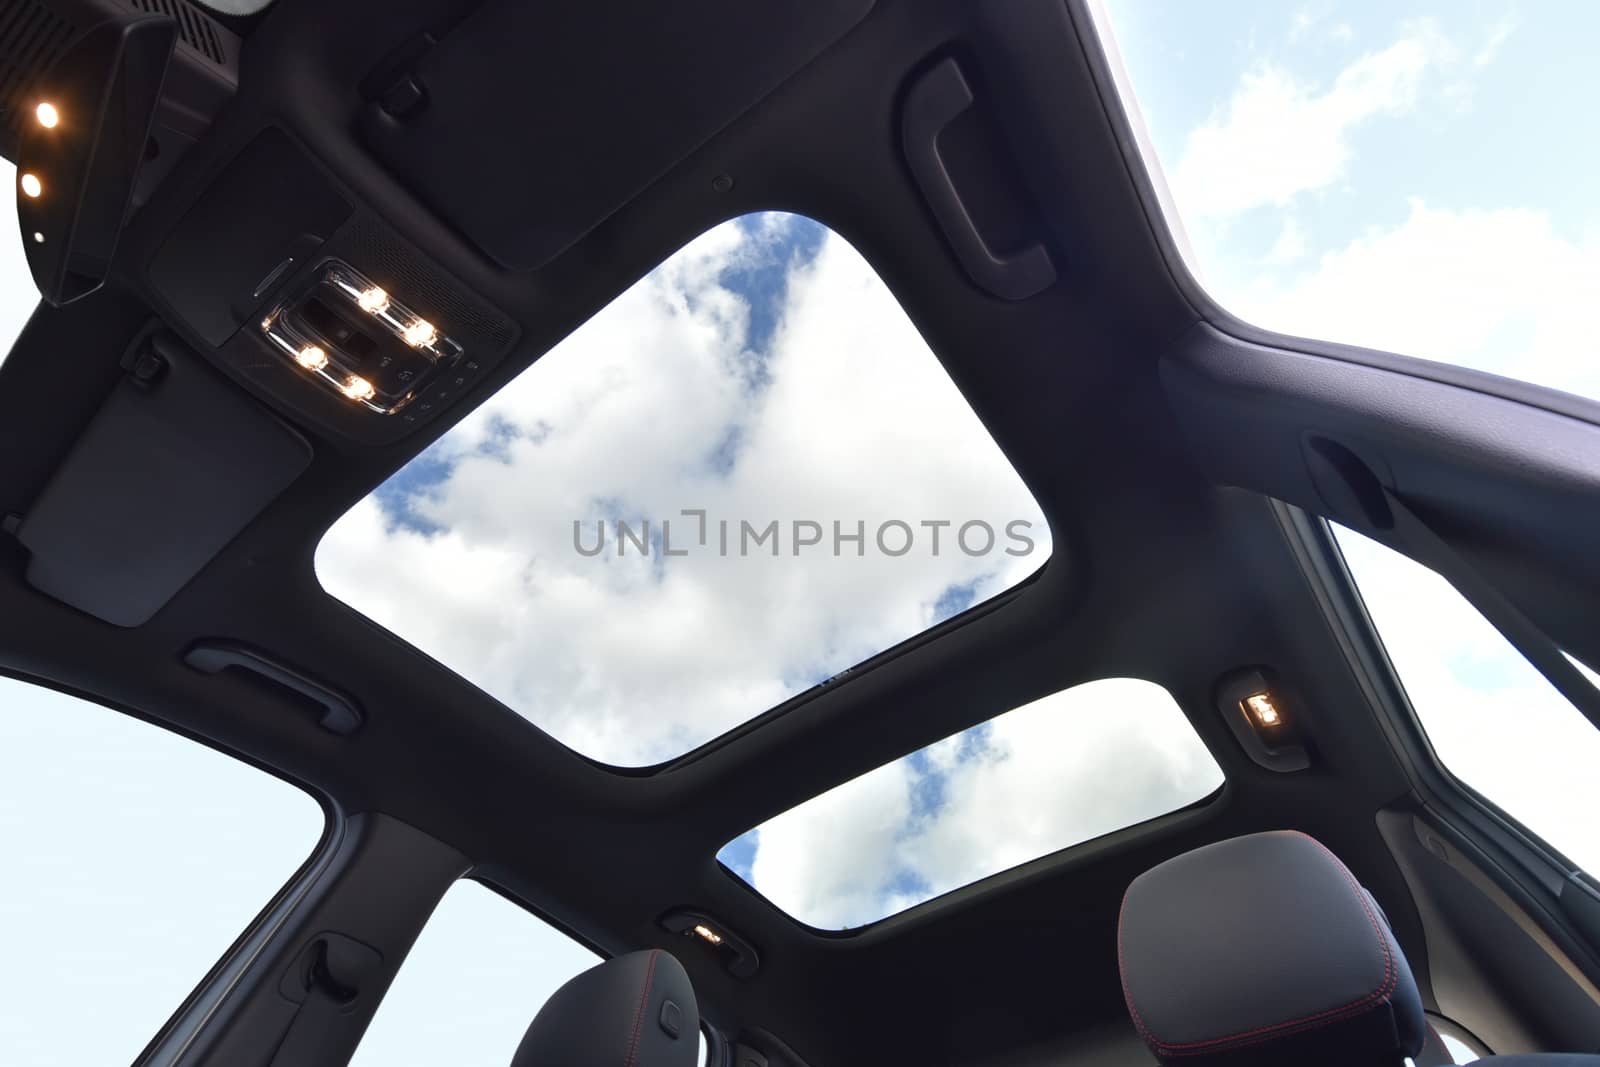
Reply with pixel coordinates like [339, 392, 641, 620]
[720, 679, 1223, 930]
[4, 2, 1600, 1060]
[1095, 0, 1600, 401]
[0, 676, 324, 1067]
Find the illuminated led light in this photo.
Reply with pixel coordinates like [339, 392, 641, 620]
[261, 261, 463, 414]
[691, 923, 724, 946]
[341, 375, 376, 402]
[20, 173, 42, 198]
[31, 232, 43, 244]
[294, 345, 329, 371]
[1242, 692, 1282, 728]
[402, 318, 437, 348]
[35, 102, 59, 128]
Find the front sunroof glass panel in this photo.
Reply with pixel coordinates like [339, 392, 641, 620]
[719, 677, 1224, 930]
[318, 213, 1049, 766]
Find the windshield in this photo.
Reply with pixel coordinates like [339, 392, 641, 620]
[1093, 1, 1600, 404]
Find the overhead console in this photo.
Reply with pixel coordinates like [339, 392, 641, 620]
[358, 0, 875, 270]
[147, 128, 519, 445]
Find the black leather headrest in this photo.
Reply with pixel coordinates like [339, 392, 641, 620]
[1118, 831, 1425, 1067]
[511, 949, 699, 1067]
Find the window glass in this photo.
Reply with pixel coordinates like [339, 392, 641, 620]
[350, 880, 599, 1066]
[0, 677, 326, 1066]
[0, 161, 41, 365]
[1333, 526, 1600, 871]
[318, 212, 1050, 767]
[1091, 2, 1600, 404]
[719, 678, 1223, 929]
[1441, 1032, 1480, 1064]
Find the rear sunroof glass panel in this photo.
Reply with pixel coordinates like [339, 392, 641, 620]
[718, 677, 1224, 930]
[317, 213, 1049, 766]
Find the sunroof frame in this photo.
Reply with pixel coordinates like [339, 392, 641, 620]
[714, 676, 1228, 931]
[314, 210, 1054, 771]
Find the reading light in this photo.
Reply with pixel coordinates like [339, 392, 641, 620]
[20, 172, 42, 198]
[35, 102, 59, 129]
[691, 923, 725, 946]
[341, 375, 376, 402]
[260, 260, 464, 414]
[1242, 692, 1282, 729]
[31, 232, 43, 244]
[402, 318, 437, 348]
[294, 344, 329, 371]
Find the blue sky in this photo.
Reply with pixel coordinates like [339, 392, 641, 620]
[1104, 0, 1600, 254]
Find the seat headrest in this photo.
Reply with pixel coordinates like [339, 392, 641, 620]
[1118, 831, 1425, 1067]
[512, 949, 699, 1067]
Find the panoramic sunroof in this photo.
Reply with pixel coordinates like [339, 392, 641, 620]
[1092, 1, 1600, 405]
[718, 677, 1224, 930]
[318, 213, 1049, 766]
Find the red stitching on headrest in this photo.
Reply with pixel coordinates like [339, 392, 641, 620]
[1118, 831, 1399, 1057]
[624, 950, 660, 1067]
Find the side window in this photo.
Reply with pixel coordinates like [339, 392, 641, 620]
[0, 676, 326, 1066]
[1440, 1032, 1481, 1064]
[350, 880, 600, 1065]
[1333, 526, 1600, 871]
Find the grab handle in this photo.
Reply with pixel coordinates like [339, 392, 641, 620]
[902, 58, 1056, 300]
[185, 641, 363, 736]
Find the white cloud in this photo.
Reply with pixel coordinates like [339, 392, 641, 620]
[743, 679, 1224, 929]
[747, 759, 916, 929]
[1230, 200, 1600, 401]
[1171, 22, 1445, 222]
[318, 217, 1050, 765]
[1473, 14, 1517, 68]
[1287, 3, 1352, 46]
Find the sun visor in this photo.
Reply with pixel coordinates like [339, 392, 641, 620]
[15, 329, 311, 627]
[359, 0, 874, 271]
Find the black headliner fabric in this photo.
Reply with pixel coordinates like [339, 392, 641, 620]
[512, 949, 698, 1067]
[1118, 831, 1425, 1067]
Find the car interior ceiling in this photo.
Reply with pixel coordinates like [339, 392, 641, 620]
[2, 0, 1599, 1065]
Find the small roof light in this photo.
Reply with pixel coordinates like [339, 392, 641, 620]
[35, 102, 59, 129]
[20, 172, 42, 198]
[357, 286, 389, 314]
[1242, 692, 1282, 729]
[691, 923, 724, 946]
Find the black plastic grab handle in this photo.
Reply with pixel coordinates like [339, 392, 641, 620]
[901, 57, 1057, 301]
[184, 641, 364, 736]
